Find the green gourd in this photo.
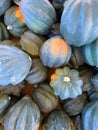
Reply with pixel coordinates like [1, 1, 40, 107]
[4, 6, 28, 38]
[32, 82, 58, 113]
[20, 0, 56, 35]
[20, 30, 44, 57]
[40, 36, 71, 68]
[60, 0, 98, 46]
[42, 110, 76, 130]
[0, 45, 32, 85]
[50, 66, 83, 99]
[4, 96, 41, 130]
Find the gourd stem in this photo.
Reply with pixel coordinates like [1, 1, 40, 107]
[7, 25, 12, 30]
[63, 76, 70, 82]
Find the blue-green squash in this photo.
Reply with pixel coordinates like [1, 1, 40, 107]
[4, 6, 28, 38]
[0, 94, 11, 120]
[82, 100, 98, 130]
[0, 22, 9, 41]
[72, 115, 83, 130]
[20, 0, 56, 35]
[26, 58, 48, 84]
[20, 30, 45, 57]
[0, 0, 11, 16]
[91, 73, 98, 90]
[42, 110, 76, 130]
[4, 96, 41, 130]
[32, 82, 58, 113]
[61, 93, 87, 116]
[50, 66, 83, 99]
[40, 36, 71, 68]
[81, 39, 98, 66]
[0, 82, 25, 96]
[60, 0, 98, 46]
[0, 45, 32, 85]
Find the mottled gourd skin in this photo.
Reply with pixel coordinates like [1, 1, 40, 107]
[4, 96, 41, 130]
[0, 22, 9, 41]
[20, 30, 44, 57]
[32, 82, 58, 113]
[0, 0, 11, 16]
[50, 66, 83, 99]
[0, 45, 32, 85]
[60, 0, 98, 46]
[43, 110, 76, 130]
[20, 0, 56, 35]
[26, 58, 48, 84]
[13, 0, 21, 5]
[82, 100, 98, 130]
[91, 73, 98, 90]
[81, 39, 98, 66]
[0, 82, 25, 96]
[0, 94, 11, 119]
[4, 6, 28, 38]
[40, 36, 71, 68]
[61, 94, 87, 116]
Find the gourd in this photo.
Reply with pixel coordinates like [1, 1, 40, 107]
[61, 93, 87, 116]
[78, 66, 94, 91]
[0, 82, 25, 96]
[42, 110, 76, 130]
[20, 30, 44, 57]
[81, 39, 98, 66]
[40, 36, 71, 68]
[32, 82, 58, 113]
[69, 46, 84, 68]
[91, 73, 98, 90]
[26, 58, 48, 84]
[50, 66, 83, 99]
[60, 0, 98, 46]
[20, 0, 56, 35]
[4, 96, 41, 130]
[0, 22, 9, 41]
[0, 0, 11, 16]
[82, 100, 98, 130]
[4, 6, 28, 38]
[0, 45, 32, 85]
[72, 115, 83, 130]
[0, 94, 11, 120]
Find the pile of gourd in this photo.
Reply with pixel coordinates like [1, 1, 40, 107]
[0, 0, 98, 130]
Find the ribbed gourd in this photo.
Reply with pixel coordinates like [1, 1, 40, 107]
[4, 6, 28, 38]
[69, 46, 84, 68]
[81, 39, 98, 66]
[42, 110, 76, 130]
[72, 115, 83, 130]
[60, 0, 98, 46]
[20, 30, 44, 57]
[32, 82, 58, 113]
[26, 58, 48, 84]
[61, 93, 87, 116]
[20, 0, 56, 35]
[82, 100, 98, 130]
[78, 66, 94, 91]
[4, 96, 41, 130]
[40, 36, 71, 68]
[91, 73, 98, 90]
[0, 45, 32, 85]
[50, 66, 83, 99]
[0, 22, 9, 41]
[0, 94, 11, 120]
[0, 0, 11, 16]
[0, 82, 25, 96]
